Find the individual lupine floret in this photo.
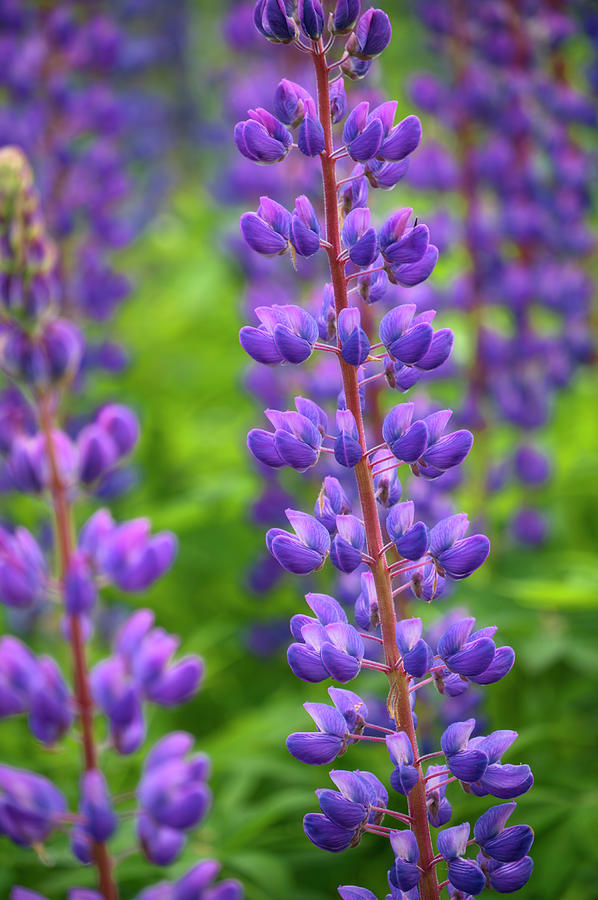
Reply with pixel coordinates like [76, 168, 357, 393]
[345, 7, 392, 59]
[240, 304, 319, 365]
[386, 501, 429, 560]
[0, 636, 72, 744]
[298, 100, 326, 157]
[0, 765, 67, 846]
[440, 719, 489, 783]
[473, 802, 534, 864]
[253, 0, 297, 42]
[342, 102, 384, 163]
[286, 686, 368, 764]
[81, 510, 177, 592]
[395, 618, 433, 677]
[437, 616, 498, 678]
[425, 764, 453, 827]
[297, 0, 325, 40]
[335, 409, 363, 467]
[79, 769, 117, 844]
[389, 829, 421, 892]
[330, 79, 347, 123]
[386, 731, 418, 795]
[414, 411, 473, 478]
[234, 107, 292, 163]
[331, 0, 361, 34]
[315, 476, 351, 532]
[382, 402, 428, 464]
[8, 428, 78, 494]
[354, 570, 378, 629]
[379, 211, 429, 268]
[427, 515, 491, 582]
[379, 305, 433, 366]
[342, 208, 379, 266]
[304, 769, 388, 851]
[137, 731, 211, 865]
[478, 852, 534, 894]
[437, 823, 486, 895]
[338, 308, 370, 366]
[273, 78, 313, 126]
[267, 509, 330, 574]
[467, 730, 534, 800]
[0, 525, 47, 609]
[331, 514, 365, 573]
[240, 197, 291, 256]
[248, 407, 323, 471]
[288, 594, 364, 682]
[77, 403, 139, 487]
[365, 156, 411, 190]
[291, 195, 321, 257]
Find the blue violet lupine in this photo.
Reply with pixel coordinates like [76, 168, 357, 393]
[235, 4, 533, 899]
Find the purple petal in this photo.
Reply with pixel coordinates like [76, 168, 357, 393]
[446, 638, 496, 677]
[441, 719, 477, 756]
[396, 522, 429, 560]
[423, 430, 473, 470]
[446, 858, 486, 895]
[287, 644, 329, 682]
[473, 802, 517, 844]
[303, 813, 354, 852]
[286, 732, 344, 765]
[321, 643, 361, 683]
[416, 328, 454, 370]
[381, 115, 422, 161]
[469, 646, 515, 685]
[317, 789, 366, 829]
[270, 535, 324, 575]
[386, 731, 414, 767]
[438, 535, 490, 579]
[306, 592, 347, 624]
[240, 212, 288, 255]
[348, 118, 384, 162]
[437, 822, 470, 860]
[429, 514, 469, 556]
[447, 749, 488, 783]
[239, 326, 282, 365]
[247, 429, 285, 467]
[389, 322, 433, 365]
[396, 617, 422, 654]
[392, 244, 438, 287]
[483, 824, 534, 863]
[390, 420, 428, 463]
[488, 856, 533, 892]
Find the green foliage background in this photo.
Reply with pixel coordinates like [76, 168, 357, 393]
[1, 2, 598, 898]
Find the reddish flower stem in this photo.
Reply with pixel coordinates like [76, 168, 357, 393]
[38, 392, 119, 900]
[312, 40, 439, 900]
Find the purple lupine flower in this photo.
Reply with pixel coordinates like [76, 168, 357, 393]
[386, 731, 418, 795]
[240, 196, 292, 254]
[240, 304, 319, 365]
[346, 8, 392, 59]
[291, 195, 321, 257]
[0, 765, 67, 845]
[342, 208, 379, 267]
[332, 0, 361, 34]
[334, 409, 363, 467]
[235, 108, 292, 163]
[473, 802, 534, 863]
[389, 829, 420, 891]
[382, 403, 428, 464]
[79, 769, 117, 843]
[437, 822, 486, 895]
[426, 764, 453, 827]
[427, 515, 490, 581]
[395, 617, 433, 677]
[315, 476, 351, 532]
[0, 526, 47, 609]
[386, 502, 429, 560]
[342, 102, 384, 163]
[338, 308, 371, 366]
[305, 769, 387, 851]
[331, 514, 365, 573]
[267, 508, 330, 575]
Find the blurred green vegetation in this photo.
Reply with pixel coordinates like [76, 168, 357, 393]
[1, 4, 598, 899]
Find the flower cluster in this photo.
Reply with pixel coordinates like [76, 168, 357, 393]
[406, 0, 596, 546]
[0, 144, 241, 896]
[235, 3, 533, 898]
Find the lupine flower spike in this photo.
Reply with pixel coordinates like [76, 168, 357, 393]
[236, 5, 532, 898]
